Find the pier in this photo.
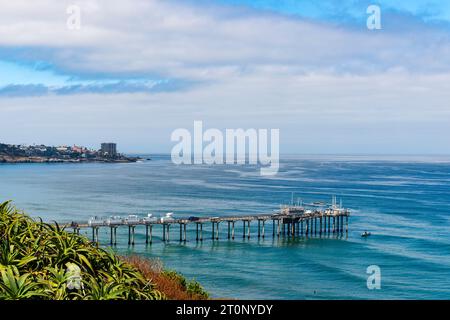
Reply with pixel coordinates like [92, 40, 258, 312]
[66, 202, 350, 246]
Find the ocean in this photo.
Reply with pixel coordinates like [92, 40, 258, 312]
[1, 154, 449, 299]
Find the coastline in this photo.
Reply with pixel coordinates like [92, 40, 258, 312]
[0, 155, 140, 163]
[0, 142, 142, 164]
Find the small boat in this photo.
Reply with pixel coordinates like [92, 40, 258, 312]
[361, 231, 371, 238]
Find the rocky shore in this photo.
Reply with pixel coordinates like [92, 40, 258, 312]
[0, 142, 140, 163]
[0, 155, 140, 163]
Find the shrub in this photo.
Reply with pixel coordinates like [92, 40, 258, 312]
[123, 256, 209, 300]
[186, 280, 209, 298]
[0, 201, 163, 300]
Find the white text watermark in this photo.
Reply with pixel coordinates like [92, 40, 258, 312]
[67, 5, 81, 30]
[367, 265, 382, 290]
[171, 121, 279, 176]
[367, 5, 382, 30]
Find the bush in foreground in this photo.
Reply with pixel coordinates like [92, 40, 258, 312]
[0, 201, 208, 300]
[123, 256, 209, 300]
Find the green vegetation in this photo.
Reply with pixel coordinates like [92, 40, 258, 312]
[0, 201, 163, 300]
[162, 270, 209, 298]
[122, 256, 209, 300]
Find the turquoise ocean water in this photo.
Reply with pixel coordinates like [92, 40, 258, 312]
[1, 155, 449, 299]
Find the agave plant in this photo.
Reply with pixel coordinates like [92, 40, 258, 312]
[37, 266, 72, 300]
[0, 201, 165, 300]
[0, 266, 44, 300]
[78, 275, 127, 300]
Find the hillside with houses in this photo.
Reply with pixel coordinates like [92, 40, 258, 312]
[0, 142, 139, 163]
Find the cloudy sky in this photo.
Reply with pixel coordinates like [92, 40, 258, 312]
[0, 0, 449, 154]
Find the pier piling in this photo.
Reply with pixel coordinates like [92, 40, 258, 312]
[163, 224, 170, 242]
[70, 205, 350, 246]
[277, 220, 281, 237]
[232, 221, 235, 239]
[262, 220, 265, 238]
[196, 223, 199, 241]
[272, 219, 275, 237]
[216, 222, 220, 240]
[91, 227, 100, 244]
[127, 225, 135, 245]
[145, 225, 152, 244]
[338, 215, 341, 234]
[333, 216, 336, 233]
[247, 221, 251, 239]
[258, 220, 261, 238]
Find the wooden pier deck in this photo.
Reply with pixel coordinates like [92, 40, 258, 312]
[65, 205, 350, 246]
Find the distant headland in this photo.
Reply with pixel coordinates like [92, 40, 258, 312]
[0, 142, 140, 163]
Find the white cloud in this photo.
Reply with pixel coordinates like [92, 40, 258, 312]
[0, 0, 449, 153]
[1, 70, 449, 153]
[0, 0, 450, 80]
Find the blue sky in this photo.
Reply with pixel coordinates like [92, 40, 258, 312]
[2, 0, 450, 95]
[0, 0, 449, 153]
[218, 0, 450, 22]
